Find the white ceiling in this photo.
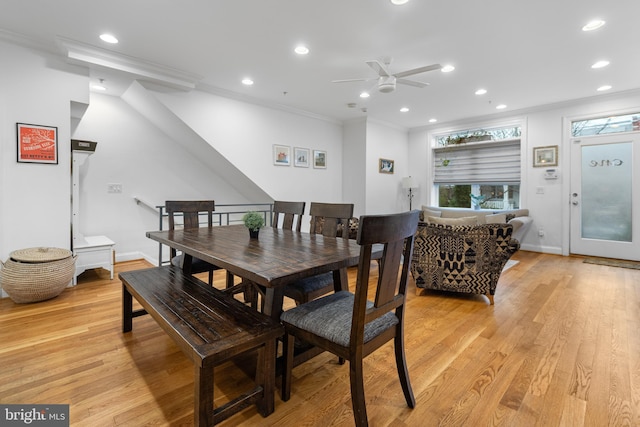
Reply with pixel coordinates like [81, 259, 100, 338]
[1, 0, 638, 129]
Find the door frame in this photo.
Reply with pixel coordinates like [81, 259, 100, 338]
[562, 108, 640, 258]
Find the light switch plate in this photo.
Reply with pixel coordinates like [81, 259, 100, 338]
[107, 183, 122, 193]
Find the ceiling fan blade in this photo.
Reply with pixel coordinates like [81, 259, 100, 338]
[397, 79, 430, 88]
[366, 60, 391, 77]
[331, 78, 372, 83]
[394, 63, 442, 78]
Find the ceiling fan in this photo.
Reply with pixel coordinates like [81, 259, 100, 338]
[332, 58, 442, 93]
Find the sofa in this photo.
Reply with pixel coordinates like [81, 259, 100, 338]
[410, 222, 520, 304]
[420, 205, 532, 243]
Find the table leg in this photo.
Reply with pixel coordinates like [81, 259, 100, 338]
[182, 254, 193, 275]
[122, 284, 133, 333]
[333, 268, 349, 292]
[262, 287, 285, 321]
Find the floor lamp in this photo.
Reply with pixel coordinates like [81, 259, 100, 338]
[401, 176, 418, 210]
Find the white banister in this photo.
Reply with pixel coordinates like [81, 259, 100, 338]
[133, 196, 159, 212]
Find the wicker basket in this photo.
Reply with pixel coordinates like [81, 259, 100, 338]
[0, 247, 76, 303]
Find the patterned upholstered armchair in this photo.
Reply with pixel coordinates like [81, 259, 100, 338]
[410, 223, 519, 305]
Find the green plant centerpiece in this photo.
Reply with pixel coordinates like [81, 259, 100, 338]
[242, 211, 265, 238]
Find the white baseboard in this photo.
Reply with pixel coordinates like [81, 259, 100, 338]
[519, 243, 563, 255]
[115, 251, 159, 267]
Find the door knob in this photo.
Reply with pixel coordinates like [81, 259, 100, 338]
[572, 201, 579, 205]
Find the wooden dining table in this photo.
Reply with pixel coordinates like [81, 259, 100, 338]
[146, 224, 372, 321]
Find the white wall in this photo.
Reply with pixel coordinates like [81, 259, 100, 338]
[152, 89, 344, 207]
[71, 93, 255, 262]
[0, 39, 88, 260]
[365, 119, 410, 214]
[342, 119, 367, 217]
[2, 37, 638, 278]
[408, 91, 640, 255]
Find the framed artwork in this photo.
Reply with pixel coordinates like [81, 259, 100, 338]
[313, 150, 327, 169]
[273, 144, 291, 166]
[533, 145, 558, 167]
[379, 158, 394, 174]
[294, 147, 310, 167]
[17, 123, 58, 164]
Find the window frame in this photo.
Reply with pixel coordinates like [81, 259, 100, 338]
[427, 119, 526, 209]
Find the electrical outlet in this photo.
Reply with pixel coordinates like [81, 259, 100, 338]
[538, 228, 545, 237]
[107, 183, 122, 193]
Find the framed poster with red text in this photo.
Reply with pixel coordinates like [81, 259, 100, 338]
[17, 123, 58, 164]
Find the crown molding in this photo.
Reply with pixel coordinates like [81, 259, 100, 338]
[56, 36, 202, 91]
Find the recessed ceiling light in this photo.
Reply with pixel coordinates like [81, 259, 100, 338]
[591, 60, 610, 69]
[400, 107, 409, 113]
[441, 65, 455, 73]
[390, 0, 410, 5]
[242, 78, 254, 86]
[99, 33, 118, 44]
[429, 118, 438, 123]
[496, 104, 507, 110]
[475, 88, 487, 95]
[582, 20, 605, 31]
[360, 92, 370, 98]
[597, 85, 612, 91]
[294, 45, 309, 55]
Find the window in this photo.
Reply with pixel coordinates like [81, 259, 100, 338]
[572, 113, 640, 137]
[433, 125, 521, 209]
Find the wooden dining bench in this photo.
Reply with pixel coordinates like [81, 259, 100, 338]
[120, 266, 284, 426]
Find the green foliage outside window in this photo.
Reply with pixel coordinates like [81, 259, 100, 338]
[438, 185, 471, 207]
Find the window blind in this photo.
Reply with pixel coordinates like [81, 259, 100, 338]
[433, 139, 521, 184]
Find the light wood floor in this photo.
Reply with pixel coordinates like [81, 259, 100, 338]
[1, 251, 639, 426]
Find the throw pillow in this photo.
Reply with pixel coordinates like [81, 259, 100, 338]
[485, 213, 507, 224]
[427, 216, 478, 226]
[421, 209, 441, 222]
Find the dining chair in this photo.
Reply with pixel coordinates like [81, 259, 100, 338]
[280, 210, 420, 427]
[227, 201, 306, 308]
[283, 202, 354, 305]
[271, 200, 305, 231]
[165, 200, 230, 287]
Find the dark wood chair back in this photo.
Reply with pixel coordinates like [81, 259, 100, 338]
[280, 210, 420, 426]
[165, 200, 215, 258]
[272, 201, 306, 232]
[309, 202, 354, 239]
[164, 200, 219, 286]
[352, 210, 419, 341]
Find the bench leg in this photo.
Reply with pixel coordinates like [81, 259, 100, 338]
[194, 364, 214, 427]
[122, 284, 133, 333]
[256, 339, 276, 416]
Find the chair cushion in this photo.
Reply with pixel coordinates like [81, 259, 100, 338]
[283, 272, 333, 301]
[171, 254, 218, 273]
[280, 291, 399, 347]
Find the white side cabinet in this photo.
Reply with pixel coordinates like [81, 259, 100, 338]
[73, 235, 115, 285]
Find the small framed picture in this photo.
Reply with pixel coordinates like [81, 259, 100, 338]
[273, 144, 291, 166]
[313, 150, 327, 169]
[379, 158, 394, 174]
[17, 123, 58, 164]
[533, 145, 558, 167]
[294, 147, 310, 167]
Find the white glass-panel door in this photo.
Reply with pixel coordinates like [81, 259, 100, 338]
[570, 133, 640, 260]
